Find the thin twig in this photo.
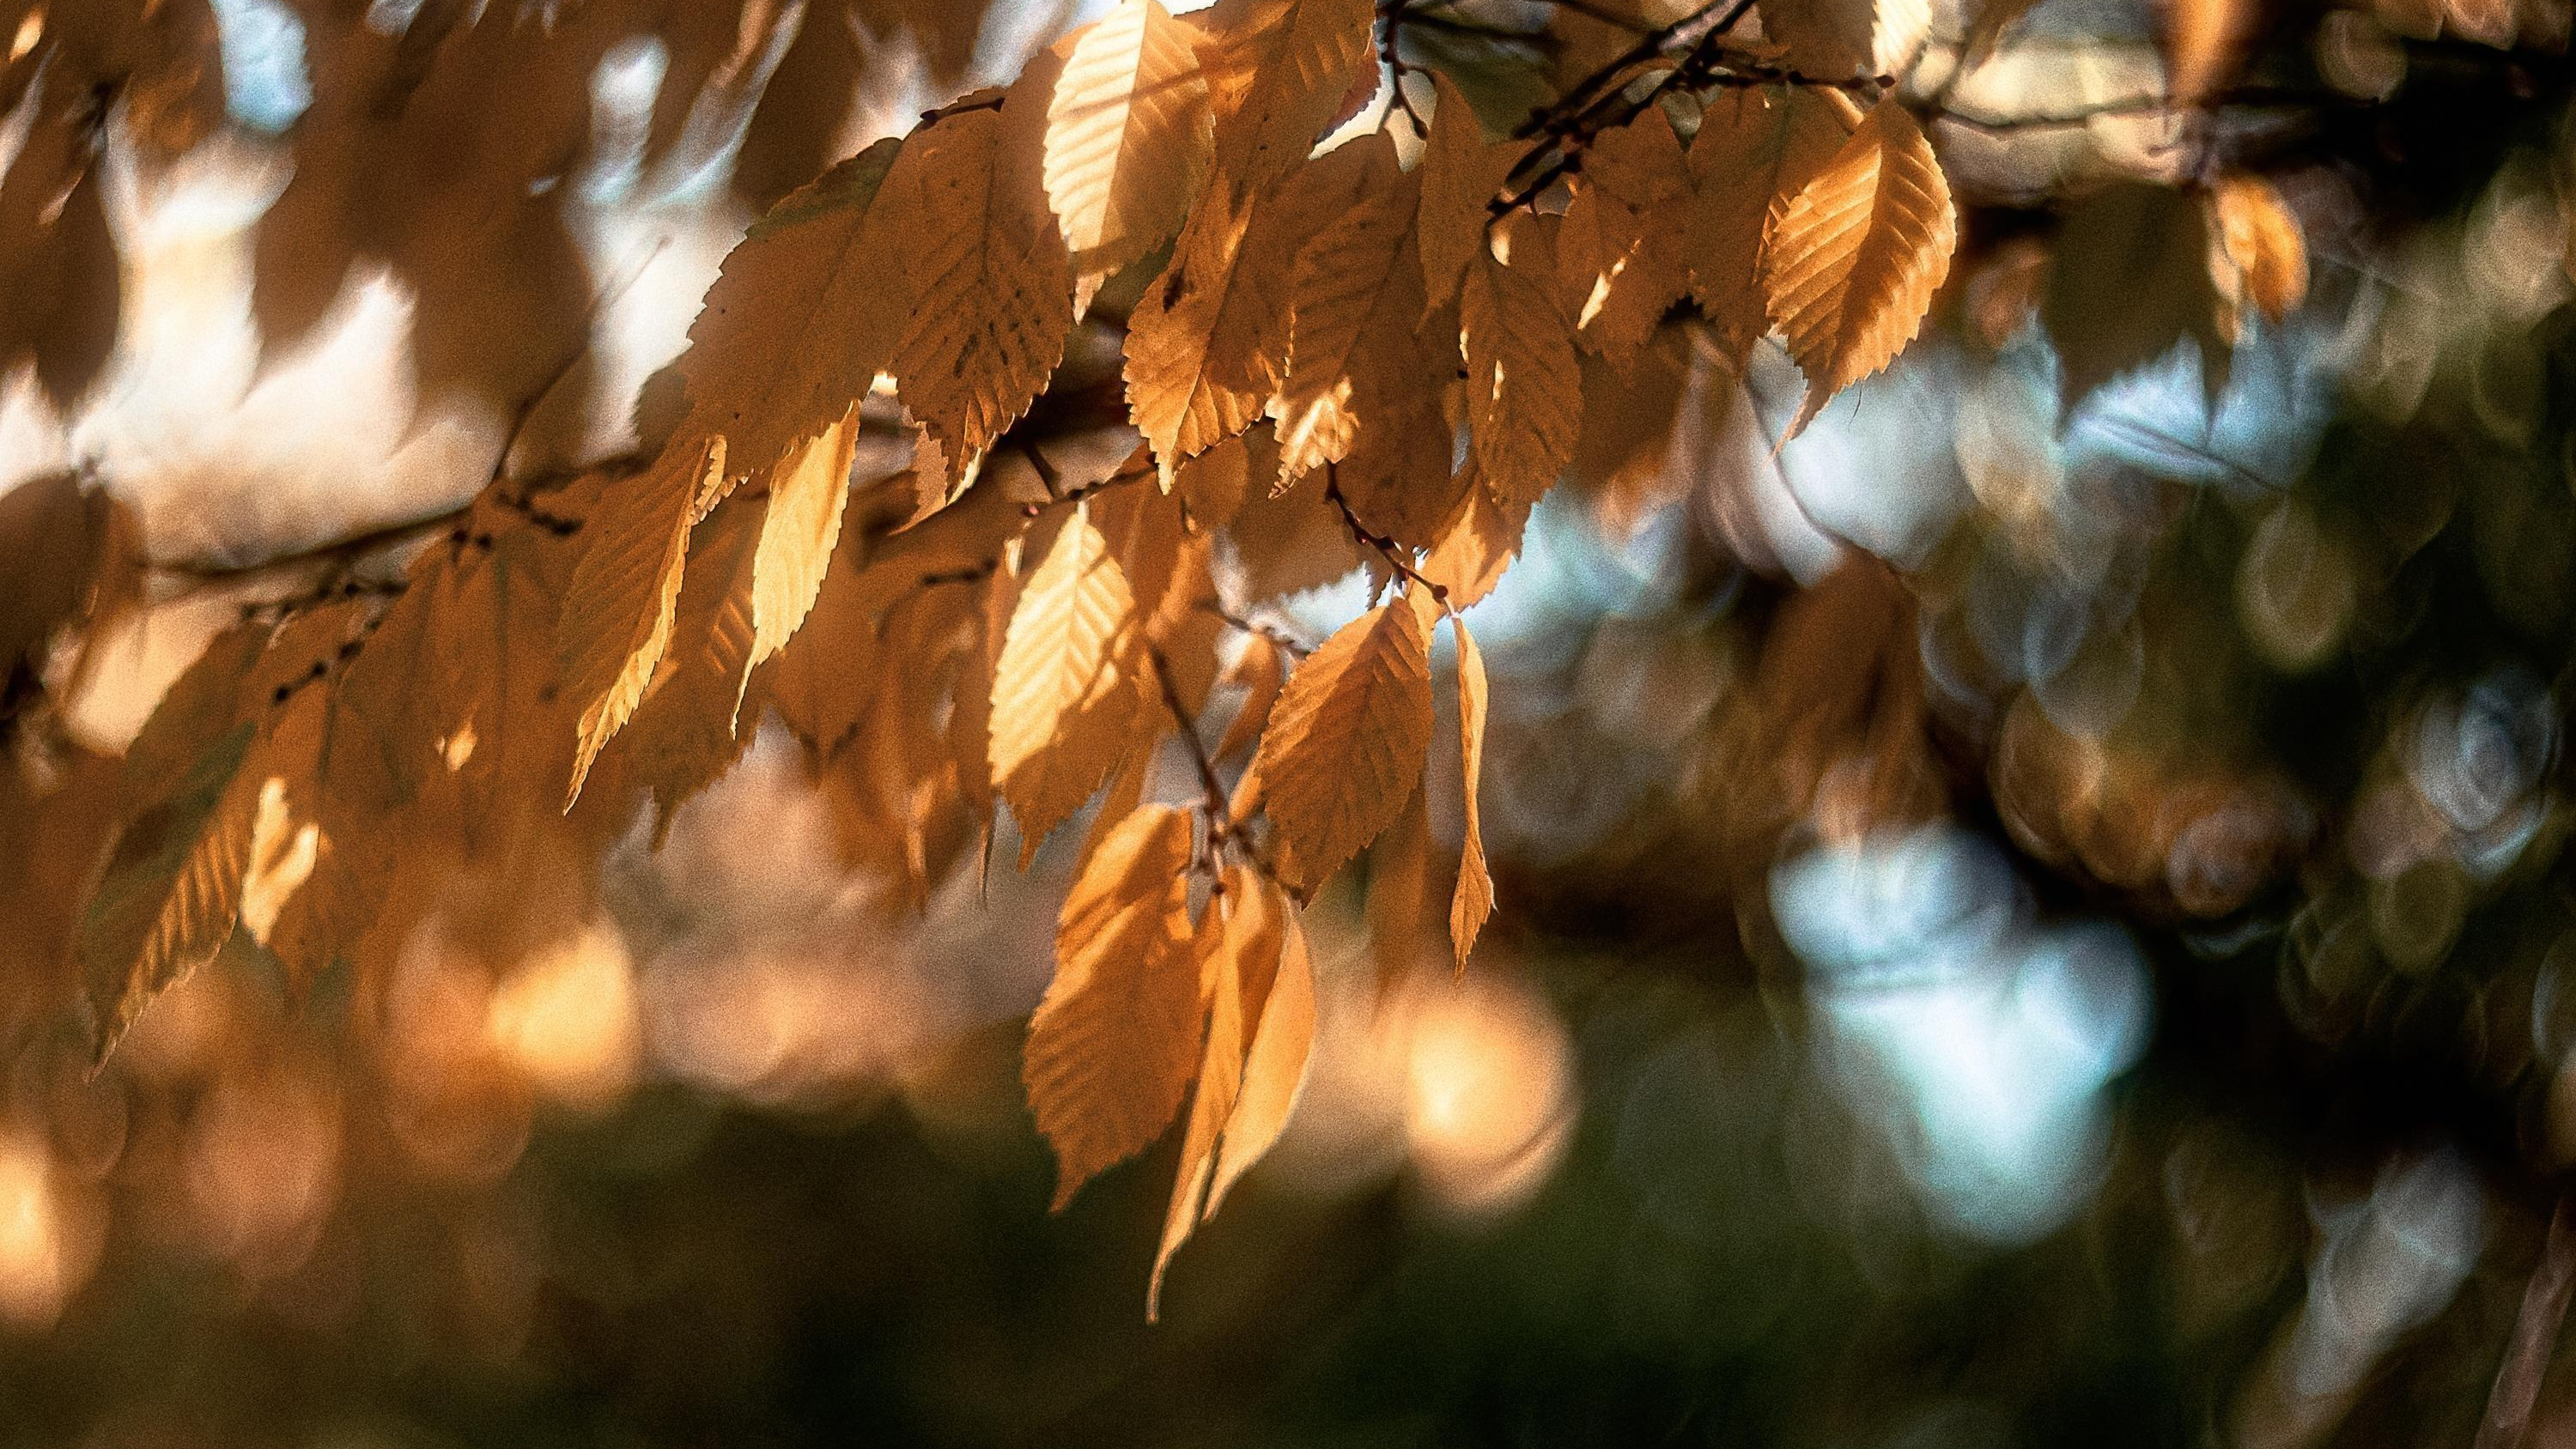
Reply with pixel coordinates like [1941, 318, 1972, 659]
[1198, 601, 1311, 660]
[1146, 641, 1230, 837]
[1325, 465, 1446, 603]
[1376, 0, 1431, 136]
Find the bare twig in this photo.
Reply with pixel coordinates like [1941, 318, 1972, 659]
[1325, 465, 1446, 603]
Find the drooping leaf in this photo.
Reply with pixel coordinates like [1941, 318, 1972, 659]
[1125, 136, 1376, 482]
[1449, 615, 1492, 970]
[1462, 215, 1584, 505]
[1025, 803, 1202, 1208]
[1418, 463, 1530, 609]
[562, 137, 911, 801]
[1758, 0, 1935, 79]
[1202, 893, 1314, 1208]
[562, 438, 727, 803]
[989, 503, 1144, 856]
[1043, 0, 1215, 282]
[885, 88, 1078, 481]
[1417, 70, 1524, 317]
[79, 720, 256, 1058]
[1194, 0, 1378, 195]
[745, 408, 860, 696]
[1251, 596, 1437, 892]
[1762, 100, 1957, 436]
[1212, 632, 1288, 761]
[1149, 864, 1283, 1318]
[1686, 86, 1845, 365]
[1274, 132, 1425, 488]
[1557, 106, 1692, 372]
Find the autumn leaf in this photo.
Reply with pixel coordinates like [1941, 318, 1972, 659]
[990, 503, 1145, 856]
[1044, 0, 1214, 284]
[1417, 70, 1523, 316]
[1252, 596, 1437, 893]
[884, 91, 1078, 482]
[1762, 100, 1957, 437]
[1025, 803, 1202, 1209]
[1213, 631, 1288, 761]
[1758, 0, 1935, 79]
[1150, 864, 1282, 1316]
[1273, 131, 1425, 488]
[1686, 86, 1844, 365]
[1419, 463, 1529, 610]
[1125, 136, 1374, 482]
[744, 407, 860, 702]
[561, 437, 726, 804]
[1558, 106, 1693, 372]
[1462, 215, 1585, 504]
[1194, 0, 1378, 195]
[1204, 887, 1315, 1205]
[1449, 615, 1493, 970]
[78, 719, 256, 1058]
[562, 136, 910, 803]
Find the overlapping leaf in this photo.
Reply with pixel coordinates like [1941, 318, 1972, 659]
[1025, 803, 1202, 1208]
[1762, 100, 1956, 436]
[1044, 0, 1214, 281]
[1251, 596, 1437, 892]
[990, 504, 1144, 852]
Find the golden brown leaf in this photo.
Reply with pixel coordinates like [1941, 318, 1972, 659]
[1686, 86, 1845, 364]
[1449, 615, 1492, 970]
[1762, 100, 1956, 437]
[1025, 803, 1202, 1208]
[561, 438, 726, 803]
[1759, 0, 1935, 79]
[1462, 215, 1585, 505]
[1417, 70, 1524, 316]
[989, 503, 1145, 855]
[561, 138, 913, 802]
[1251, 597, 1437, 892]
[1212, 632, 1287, 761]
[1149, 864, 1285, 1318]
[1204, 891, 1315, 1207]
[1044, 0, 1214, 281]
[1558, 107, 1692, 371]
[745, 407, 860, 695]
[1274, 132, 1425, 488]
[79, 718, 256, 1058]
[1125, 139, 1374, 482]
[1419, 464, 1530, 609]
[1195, 0, 1378, 194]
[885, 95, 1078, 480]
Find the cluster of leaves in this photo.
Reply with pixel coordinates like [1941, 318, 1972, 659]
[0, 0, 2370, 1313]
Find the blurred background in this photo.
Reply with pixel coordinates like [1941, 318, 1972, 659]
[8, 0, 2576, 1445]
